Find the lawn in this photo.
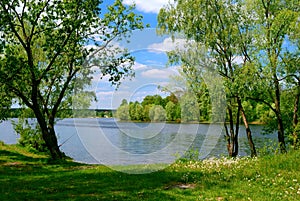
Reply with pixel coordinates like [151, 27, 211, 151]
[1, 143, 300, 201]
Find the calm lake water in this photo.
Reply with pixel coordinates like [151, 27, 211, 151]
[0, 118, 275, 165]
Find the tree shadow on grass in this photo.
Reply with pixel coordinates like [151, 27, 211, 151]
[0, 158, 206, 201]
[1, 170, 186, 200]
[0, 149, 47, 164]
[0, 147, 209, 201]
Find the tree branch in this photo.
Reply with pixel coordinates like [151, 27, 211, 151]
[29, 0, 51, 44]
[37, 28, 76, 84]
[278, 74, 300, 82]
[50, 66, 80, 124]
[0, 2, 27, 50]
[247, 96, 276, 113]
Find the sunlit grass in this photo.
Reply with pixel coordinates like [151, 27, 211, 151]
[1, 143, 300, 200]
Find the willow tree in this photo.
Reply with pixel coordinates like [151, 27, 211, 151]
[158, 0, 257, 157]
[0, 0, 144, 159]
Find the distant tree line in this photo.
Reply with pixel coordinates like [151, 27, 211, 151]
[115, 93, 277, 124]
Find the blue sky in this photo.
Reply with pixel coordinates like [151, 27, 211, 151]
[91, 0, 180, 109]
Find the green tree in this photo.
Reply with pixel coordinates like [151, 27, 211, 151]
[158, 0, 257, 156]
[129, 102, 135, 120]
[120, 99, 128, 106]
[153, 95, 164, 106]
[244, 0, 299, 153]
[149, 105, 166, 122]
[141, 95, 164, 107]
[180, 93, 199, 123]
[281, 44, 300, 148]
[165, 93, 178, 104]
[141, 95, 155, 107]
[0, 0, 144, 159]
[165, 101, 176, 121]
[174, 103, 181, 122]
[116, 104, 130, 121]
[142, 104, 153, 121]
[134, 102, 144, 121]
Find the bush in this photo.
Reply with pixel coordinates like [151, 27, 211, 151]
[12, 119, 48, 153]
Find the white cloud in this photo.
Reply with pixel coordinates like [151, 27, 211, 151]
[148, 37, 187, 53]
[97, 91, 114, 96]
[132, 62, 148, 70]
[123, 0, 174, 14]
[141, 68, 176, 79]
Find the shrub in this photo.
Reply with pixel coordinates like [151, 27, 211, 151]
[12, 118, 48, 153]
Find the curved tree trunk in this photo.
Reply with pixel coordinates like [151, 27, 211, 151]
[46, 126, 63, 160]
[33, 108, 63, 160]
[241, 110, 257, 157]
[237, 97, 257, 157]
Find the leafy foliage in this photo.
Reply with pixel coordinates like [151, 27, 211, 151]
[157, 0, 300, 155]
[0, 0, 144, 159]
[149, 105, 166, 122]
[12, 109, 47, 153]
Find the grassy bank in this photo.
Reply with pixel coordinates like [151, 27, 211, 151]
[1, 143, 300, 201]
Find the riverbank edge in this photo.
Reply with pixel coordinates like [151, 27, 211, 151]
[116, 119, 266, 125]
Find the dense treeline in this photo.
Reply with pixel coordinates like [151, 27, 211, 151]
[115, 93, 278, 124]
[116, 94, 180, 122]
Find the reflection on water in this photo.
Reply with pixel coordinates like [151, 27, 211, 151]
[0, 118, 276, 165]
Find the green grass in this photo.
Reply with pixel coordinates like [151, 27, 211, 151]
[1, 143, 300, 201]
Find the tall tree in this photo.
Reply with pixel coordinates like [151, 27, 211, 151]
[280, 47, 300, 149]
[245, 0, 299, 153]
[158, 0, 257, 157]
[0, 0, 144, 159]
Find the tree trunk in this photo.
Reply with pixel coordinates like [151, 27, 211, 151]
[226, 106, 238, 157]
[276, 112, 286, 153]
[40, 123, 62, 160]
[233, 101, 240, 157]
[242, 110, 257, 157]
[237, 98, 257, 157]
[47, 126, 63, 160]
[224, 123, 233, 157]
[33, 108, 63, 160]
[274, 79, 286, 153]
[292, 86, 299, 149]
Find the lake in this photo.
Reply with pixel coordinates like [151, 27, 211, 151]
[0, 118, 275, 165]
